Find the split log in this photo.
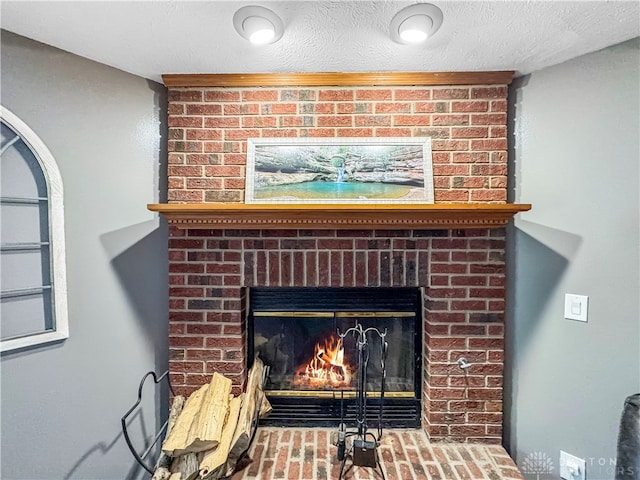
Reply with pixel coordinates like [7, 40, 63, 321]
[162, 373, 232, 455]
[162, 384, 208, 456]
[199, 394, 243, 479]
[152, 395, 186, 480]
[167, 395, 186, 433]
[151, 467, 171, 480]
[225, 357, 266, 476]
[190, 372, 232, 453]
[168, 452, 201, 480]
[259, 392, 272, 419]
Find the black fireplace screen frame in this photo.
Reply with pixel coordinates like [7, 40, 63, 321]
[247, 287, 422, 428]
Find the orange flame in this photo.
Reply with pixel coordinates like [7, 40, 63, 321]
[294, 335, 353, 388]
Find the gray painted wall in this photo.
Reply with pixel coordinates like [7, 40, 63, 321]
[1, 31, 168, 479]
[506, 38, 640, 479]
[2, 25, 638, 480]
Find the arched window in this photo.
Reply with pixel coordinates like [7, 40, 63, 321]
[1, 106, 68, 352]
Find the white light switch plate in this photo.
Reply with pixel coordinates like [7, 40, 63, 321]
[564, 294, 588, 322]
[560, 451, 586, 480]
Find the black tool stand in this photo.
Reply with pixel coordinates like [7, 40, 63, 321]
[336, 323, 387, 480]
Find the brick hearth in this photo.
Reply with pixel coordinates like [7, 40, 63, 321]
[166, 81, 510, 443]
[230, 427, 523, 480]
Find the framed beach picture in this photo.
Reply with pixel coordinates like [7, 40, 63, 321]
[245, 137, 434, 204]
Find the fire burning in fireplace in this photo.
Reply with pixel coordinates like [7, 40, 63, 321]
[248, 288, 422, 427]
[294, 335, 354, 389]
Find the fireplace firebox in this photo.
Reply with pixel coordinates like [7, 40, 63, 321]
[248, 287, 422, 427]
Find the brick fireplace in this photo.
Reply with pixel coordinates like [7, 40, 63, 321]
[164, 74, 512, 444]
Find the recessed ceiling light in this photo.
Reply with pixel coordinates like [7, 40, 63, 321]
[390, 3, 443, 44]
[233, 5, 284, 45]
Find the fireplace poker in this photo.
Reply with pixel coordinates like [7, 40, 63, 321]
[337, 390, 346, 461]
[377, 332, 388, 441]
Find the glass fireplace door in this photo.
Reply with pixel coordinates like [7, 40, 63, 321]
[253, 311, 416, 396]
[248, 287, 422, 427]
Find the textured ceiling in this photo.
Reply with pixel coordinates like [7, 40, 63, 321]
[1, 1, 639, 84]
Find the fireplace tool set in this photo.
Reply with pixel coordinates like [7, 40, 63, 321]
[335, 323, 388, 480]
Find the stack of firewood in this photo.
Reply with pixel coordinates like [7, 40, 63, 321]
[152, 357, 270, 480]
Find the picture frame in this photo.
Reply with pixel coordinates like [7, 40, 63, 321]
[245, 137, 434, 204]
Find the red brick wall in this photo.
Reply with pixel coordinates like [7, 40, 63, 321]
[166, 83, 509, 443]
[167, 86, 508, 204]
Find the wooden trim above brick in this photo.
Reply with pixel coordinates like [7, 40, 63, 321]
[148, 203, 531, 229]
[162, 71, 515, 88]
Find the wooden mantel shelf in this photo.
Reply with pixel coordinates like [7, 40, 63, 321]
[162, 71, 514, 88]
[147, 203, 531, 230]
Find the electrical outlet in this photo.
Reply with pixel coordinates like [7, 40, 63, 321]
[560, 451, 586, 480]
[564, 294, 588, 322]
